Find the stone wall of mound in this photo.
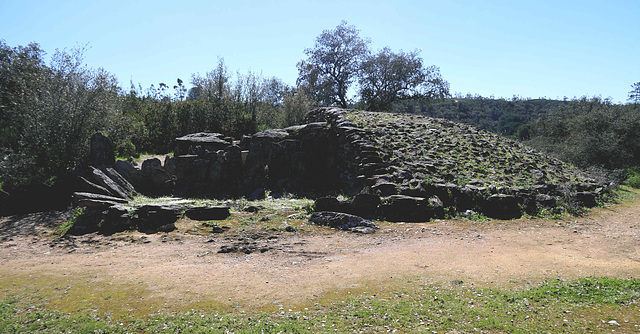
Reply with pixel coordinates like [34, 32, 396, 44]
[109, 110, 361, 199]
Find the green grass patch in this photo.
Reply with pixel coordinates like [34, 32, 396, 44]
[1, 277, 638, 333]
[53, 207, 86, 237]
[618, 185, 640, 200]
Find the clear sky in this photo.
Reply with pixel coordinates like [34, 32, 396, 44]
[1, 0, 638, 103]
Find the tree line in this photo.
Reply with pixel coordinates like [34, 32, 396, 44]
[0, 43, 317, 191]
[0, 21, 449, 192]
[1, 21, 639, 195]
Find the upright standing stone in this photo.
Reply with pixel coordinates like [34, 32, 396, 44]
[90, 133, 116, 168]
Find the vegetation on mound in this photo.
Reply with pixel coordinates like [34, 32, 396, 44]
[1, 277, 638, 333]
[347, 110, 598, 190]
[396, 95, 640, 184]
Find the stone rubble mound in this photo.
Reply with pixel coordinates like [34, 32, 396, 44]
[71, 107, 613, 234]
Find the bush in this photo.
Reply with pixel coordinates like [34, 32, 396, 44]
[625, 168, 640, 188]
[116, 141, 138, 159]
[626, 176, 640, 189]
[0, 41, 124, 190]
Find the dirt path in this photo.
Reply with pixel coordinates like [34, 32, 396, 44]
[1, 195, 639, 315]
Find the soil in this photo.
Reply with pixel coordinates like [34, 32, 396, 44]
[1, 193, 639, 315]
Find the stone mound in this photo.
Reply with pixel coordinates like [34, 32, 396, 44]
[318, 109, 610, 220]
[69, 107, 612, 228]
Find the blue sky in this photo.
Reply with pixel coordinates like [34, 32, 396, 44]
[1, 0, 638, 103]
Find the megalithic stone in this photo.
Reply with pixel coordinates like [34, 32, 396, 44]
[90, 167, 131, 199]
[104, 167, 139, 197]
[73, 192, 128, 207]
[76, 176, 114, 197]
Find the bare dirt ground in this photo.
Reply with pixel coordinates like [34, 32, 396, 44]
[1, 193, 639, 316]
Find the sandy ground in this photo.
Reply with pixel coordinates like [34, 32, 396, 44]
[0, 195, 639, 315]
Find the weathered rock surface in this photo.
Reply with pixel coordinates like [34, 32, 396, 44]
[90, 133, 116, 167]
[343, 110, 612, 219]
[175, 132, 230, 155]
[309, 211, 378, 233]
[115, 160, 137, 179]
[136, 204, 184, 233]
[128, 159, 175, 195]
[72, 192, 128, 207]
[481, 194, 522, 220]
[103, 167, 138, 198]
[76, 176, 113, 197]
[71, 106, 612, 227]
[90, 167, 131, 199]
[380, 194, 444, 222]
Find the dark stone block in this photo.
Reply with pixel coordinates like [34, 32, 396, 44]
[135, 204, 184, 233]
[482, 194, 522, 219]
[90, 133, 115, 167]
[575, 192, 598, 208]
[73, 192, 128, 208]
[371, 182, 398, 197]
[175, 132, 230, 155]
[380, 195, 443, 222]
[185, 206, 230, 221]
[90, 167, 131, 199]
[349, 193, 381, 218]
[314, 197, 341, 212]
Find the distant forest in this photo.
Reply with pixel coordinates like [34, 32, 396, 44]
[2, 21, 640, 195]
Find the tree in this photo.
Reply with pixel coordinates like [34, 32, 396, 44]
[628, 82, 640, 106]
[0, 41, 126, 189]
[297, 21, 370, 108]
[358, 47, 449, 111]
[191, 57, 230, 103]
[283, 86, 315, 126]
[173, 78, 187, 101]
[531, 96, 640, 170]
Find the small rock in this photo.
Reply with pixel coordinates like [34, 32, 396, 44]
[218, 245, 237, 253]
[309, 211, 378, 233]
[244, 205, 267, 213]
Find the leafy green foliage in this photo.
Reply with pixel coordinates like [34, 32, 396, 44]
[297, 21, 370, 108]
[624, 167, 640, 188]
[0, 41, 133, 190]
[124, 59, 315, 154]
[396, 94, 564, 138]
[298, 22, 449, 111]
[531, 96, 640, 170]
[628, 82, 640, 105]
[358, 47, 449, 111]
[0, 41, 315, 193]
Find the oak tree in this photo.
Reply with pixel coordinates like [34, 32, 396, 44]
[358, 47, 449, 111]
[297, 21, 370, 108]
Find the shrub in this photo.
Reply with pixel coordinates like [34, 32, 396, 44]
[625, 175, 640, 189]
